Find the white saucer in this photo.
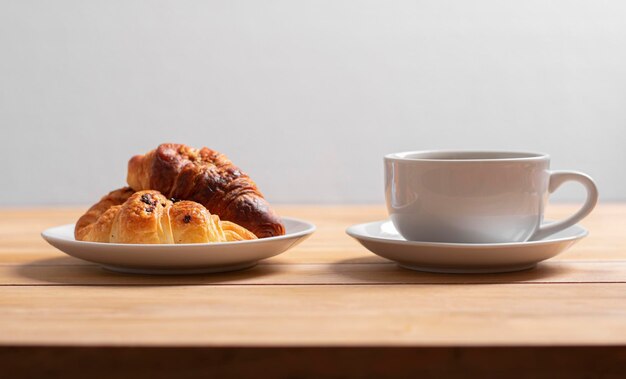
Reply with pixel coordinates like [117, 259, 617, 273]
[42, 217, 315, 275]
[346, 220, 588, 274]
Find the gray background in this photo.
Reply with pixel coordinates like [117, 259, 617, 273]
[1, 0, 625, 205]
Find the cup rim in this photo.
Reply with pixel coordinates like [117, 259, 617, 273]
[384, 150, 550, 162]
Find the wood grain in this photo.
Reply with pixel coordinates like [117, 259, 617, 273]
[1, 205, 626, 377]
[1, 284, 626, 346]
[1, 261, 625, 286]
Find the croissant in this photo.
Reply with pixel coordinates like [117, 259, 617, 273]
[127, 143, 285, 238]
[75, 187, 134, 241]
[75, 190, 257, 244]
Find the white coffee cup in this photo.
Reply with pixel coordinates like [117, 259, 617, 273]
[384, 150, 598, 244]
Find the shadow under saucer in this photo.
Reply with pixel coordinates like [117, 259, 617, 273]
[14, 256, 281, 286]
[329, 257, 565, 285]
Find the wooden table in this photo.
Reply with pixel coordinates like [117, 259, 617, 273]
[1, 205, 626, 378]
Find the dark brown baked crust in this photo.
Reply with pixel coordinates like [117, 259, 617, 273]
[127, 143, 285, 238]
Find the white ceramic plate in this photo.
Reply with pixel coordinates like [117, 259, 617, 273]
[346, 220, 588, 274]
[42, 217, 315, 275]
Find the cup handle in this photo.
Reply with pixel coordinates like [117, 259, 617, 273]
[530, 170, 598, 241]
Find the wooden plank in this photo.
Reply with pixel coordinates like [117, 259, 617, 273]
[1, 205, 626, 376]
[0, 261, 625, 286]
[1, 284, 625, 347]
[3, 346, 626, 379]
[1, 204, 625, 265]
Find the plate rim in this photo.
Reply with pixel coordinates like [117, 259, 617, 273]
[42, 216, 316, 247]
[346, 219, 588, 248]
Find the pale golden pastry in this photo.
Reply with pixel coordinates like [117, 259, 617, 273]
[74, 187, 134, 241]
[75, 190, 257, 244]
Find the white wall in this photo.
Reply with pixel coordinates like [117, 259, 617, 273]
[1, 0, 625, 205]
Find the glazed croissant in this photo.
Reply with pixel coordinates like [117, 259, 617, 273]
[75, 189, 257, 244]
[75, 187, 135, 241]
[127, 143, 285, 238]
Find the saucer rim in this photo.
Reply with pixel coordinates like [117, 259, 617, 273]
[345, 220, 588, 248]
[42, 217, 316, 247]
